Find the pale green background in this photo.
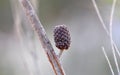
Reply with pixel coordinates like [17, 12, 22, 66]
[0, 0, 120, 75]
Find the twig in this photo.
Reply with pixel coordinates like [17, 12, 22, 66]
[10, 0, 32, 75]
[102, 47, 115, 75]
[18, 0, 66, 75]
[91, 0, 120, 59]
[92, 0, 120, 74]
[109, 0, 120, 74]
[91, 0, 109, 35]
[58, 50, 64, 58]
[10, 0, 42, 75]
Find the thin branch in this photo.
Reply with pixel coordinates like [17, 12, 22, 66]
[18, 0, 66, 75]
[11, 0, 42, 75]
[58, 50, 64, 58]
[91, 0, 109, 35]
[109, 0, 116, 28]
[91, 0, 120, 58]
[102, 47, 115, 75]
[109, 0, 120, 74]
[10, 0, 32, 75]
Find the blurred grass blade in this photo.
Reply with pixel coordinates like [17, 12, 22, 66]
[102, 47, 115, 75]
[109, 0, 120, 74]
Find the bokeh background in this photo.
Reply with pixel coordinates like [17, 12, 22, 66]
[0, 0, 120, 75]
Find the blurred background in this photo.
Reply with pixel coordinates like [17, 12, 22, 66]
[0, 0, 120, 75]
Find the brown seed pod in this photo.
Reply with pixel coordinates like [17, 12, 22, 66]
[54, 24, 71, 50]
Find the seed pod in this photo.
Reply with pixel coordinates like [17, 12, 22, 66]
[54, 24, 71, 50]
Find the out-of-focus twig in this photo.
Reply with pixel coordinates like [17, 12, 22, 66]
[109, 0, 120, 74]
[102, 47, 115, 75]
[18, 0, 66, 75]
[10, 0, 41, 75]
[10, 0, 32, 75]
[91, 0, 109, 34]
[92, 0, 120, 74]
[91, 0, 120, 58]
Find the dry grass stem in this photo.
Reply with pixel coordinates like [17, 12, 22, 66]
[92, 0, 120, 75]
[10, 0, 42, 75]
[18, 0, 66, 75]
[58, 50, 64, 58]
[91, 0, 120, 58]
[109, 0, 120, 74]
[102, 47, 115, 75]
[91, 0, 109, 34]
[10, 0, 32, 75]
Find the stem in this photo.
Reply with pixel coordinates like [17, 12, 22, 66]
[18, 0, 66, 75]
[91, 0, 109, 35]
[102, 47, 115, 75]
[10, 0, 32, 75]
[59, 50, 64, 58]
[92, 0, 120, 74]
[91, 0, 120, 58]
[109, 0, 119, 74]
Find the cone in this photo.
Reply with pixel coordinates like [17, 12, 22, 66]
[54, 24, 71, 50]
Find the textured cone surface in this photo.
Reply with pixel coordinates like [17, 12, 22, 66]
[54, 25, 71, 50]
